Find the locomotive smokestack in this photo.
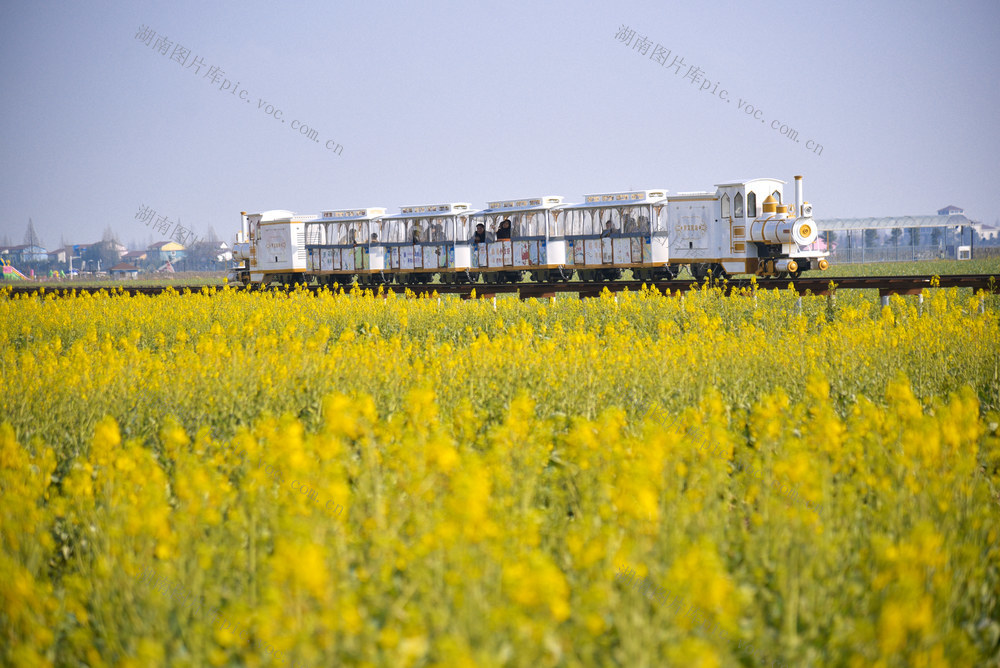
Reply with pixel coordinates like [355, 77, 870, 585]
[794, 176, 803, 215]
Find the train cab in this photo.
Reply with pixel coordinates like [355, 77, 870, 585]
[467, 196, 566, 283]
[554, 190, 671, 281]
[378, 203, 474, 284]
[231, 209, 317, 286]
[305, 207, 386, 285]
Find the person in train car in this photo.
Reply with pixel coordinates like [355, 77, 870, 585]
[638, 215, 650, 234]
[601, 220, 617, 238]
[431, 223, 445, 242]
[473, 223, 487, 244]
[347, 229, 357, 245]
[370, 232, 379, 243]
[411, 225, 423, 243]
[496, 219, 512, 240]
[623, 214, 638, 233]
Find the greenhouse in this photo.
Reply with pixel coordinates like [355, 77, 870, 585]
[812, 213, 974, 263]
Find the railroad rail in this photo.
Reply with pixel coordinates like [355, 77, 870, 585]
[2, 274, 997, 300]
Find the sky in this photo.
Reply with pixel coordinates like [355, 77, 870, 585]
[1, 0, 998, 250]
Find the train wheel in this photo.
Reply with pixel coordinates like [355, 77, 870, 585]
[602, 268, 622, 281]
[689, 263, 707, 282]
[789, 269, 802, 279]
[709, 263, 728, 280]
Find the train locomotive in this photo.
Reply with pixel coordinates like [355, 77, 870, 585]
[229, 175, 828, 287]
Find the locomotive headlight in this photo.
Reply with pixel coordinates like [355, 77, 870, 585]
[802, 202, 813, 217]
[792, 218, 818, 245]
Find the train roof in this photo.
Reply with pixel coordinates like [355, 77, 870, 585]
[670, 191, 717, 199]
[476, 196, 564, 214]
[252, 210, 319, 223]
[714, 178, 786, 188]
[557, 189, 668, 209]
[382, 203, 473, 220]
[315, 207, 387, 222]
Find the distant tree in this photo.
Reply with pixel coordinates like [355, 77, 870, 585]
[23, 218, 43, 249]
[178, 240, 225, 271]
[83, 235, 124, 272]
[906, 228, 920, 246]
[931, 227, 943, 247]
[889, 228, 902, 246]
[864, 229, 879, 248]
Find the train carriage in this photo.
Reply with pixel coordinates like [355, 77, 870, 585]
[378, 203, 474, 284]
[467, 196, 566, 283]
[304, 207, 386, 285]
[554, 190, 673, 281]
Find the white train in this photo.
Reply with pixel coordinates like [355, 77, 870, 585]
[229, 175, 828, 286]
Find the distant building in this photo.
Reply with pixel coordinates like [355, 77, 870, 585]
[937, 205, 964, 216]
[104, 240, 128, 259]
[972, 223, 999, 241]
[211, 240, 232, 263]
[122, 250, 148, 264]
[108, 263, 140, 279]
[147, 240, 185, 263]
[0, 244, 48, 264]
[47, 247, 71, 265]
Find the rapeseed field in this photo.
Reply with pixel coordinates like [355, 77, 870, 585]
[1, 283, 998, 667]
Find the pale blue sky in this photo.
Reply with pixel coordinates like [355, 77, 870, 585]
[1, 0, 998, 248]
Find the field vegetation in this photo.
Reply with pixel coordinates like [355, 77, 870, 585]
[1, 284, 998, 666]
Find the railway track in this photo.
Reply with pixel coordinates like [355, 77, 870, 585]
[3, 274, 998, 300]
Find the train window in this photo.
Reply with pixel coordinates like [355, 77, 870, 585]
[516, 213, 540, 238]
[721, 194, 731, 218]
[392, 222, 404, 243]
[549, 210, 564, 237]
[747, 192, 757, 218]
[511, 214, 524, 239]
[426, 218, 446, 242]
[306, 223, 325, 245]
[653, 205, 665, 232]
[771, 190, 781, 204]
[455, 215, 471, 241]
[734, 193, 744, 218]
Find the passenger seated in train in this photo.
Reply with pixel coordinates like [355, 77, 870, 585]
[370, 232, 379, 243]
[431, 223, 445, 242]
[623, 215, 638, 233]
[638, 215, 650, 234]
[473, 223, 487, 244]
[347, 229, 357, 245]
[411, 226, 423, 243]
[601, 220, 616, 238]
[496, 219, 512, 240]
